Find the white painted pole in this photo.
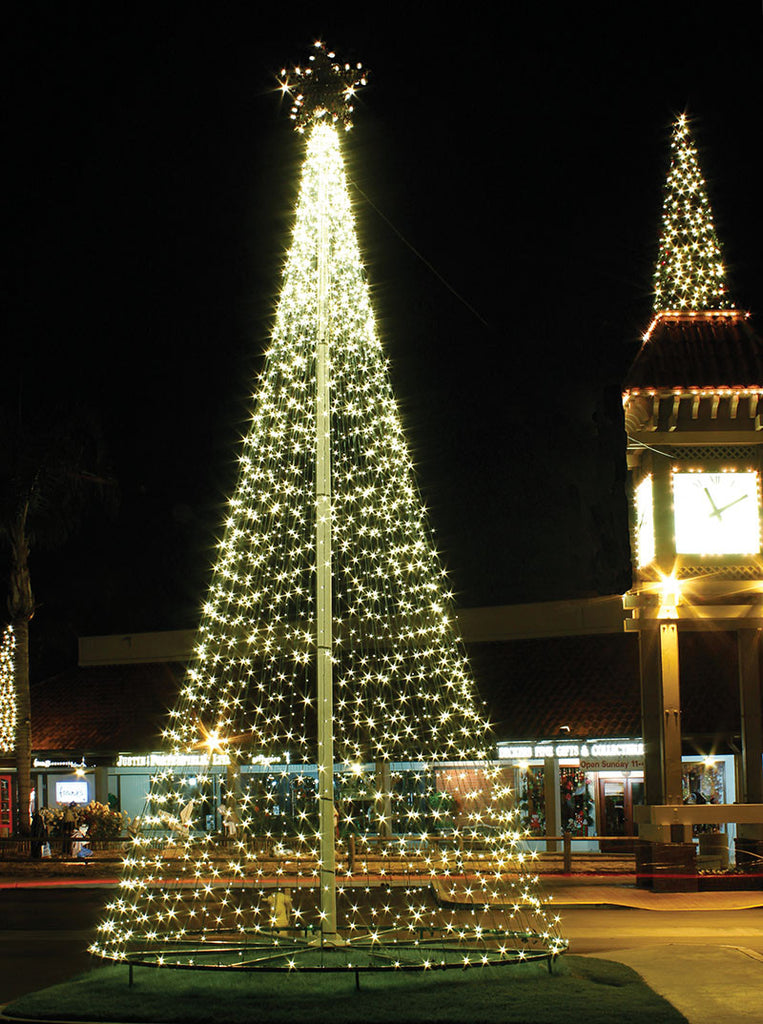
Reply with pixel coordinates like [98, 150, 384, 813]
[315, 137, 337, 938]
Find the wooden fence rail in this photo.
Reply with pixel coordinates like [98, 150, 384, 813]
[1, 832, 637, 871]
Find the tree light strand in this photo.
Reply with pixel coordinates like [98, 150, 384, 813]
[0, 625, 16, 753]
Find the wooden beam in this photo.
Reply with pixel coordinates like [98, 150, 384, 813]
[668, 395, 681, 431]
[634, 803, 763, 825]
[650, 395, 660, 430]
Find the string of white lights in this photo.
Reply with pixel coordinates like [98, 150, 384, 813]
[0, 625, 16, 753]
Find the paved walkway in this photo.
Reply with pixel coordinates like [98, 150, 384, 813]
[542, 873, 763, 911]
[547, 876, 763, 1023]
[589, 945, 763, 1024]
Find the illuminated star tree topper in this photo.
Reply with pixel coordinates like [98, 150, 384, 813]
[279, 40, 368, 133]
[653, 113, 733, 312]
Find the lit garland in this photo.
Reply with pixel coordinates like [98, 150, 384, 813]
[0, 625, 16, 753]
[91, 52, 565, 973]
[653, 114, 732, 312]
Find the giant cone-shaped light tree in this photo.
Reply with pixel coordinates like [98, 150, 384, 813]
[653, 113, 732, 312]
[92, 44, 565, 972]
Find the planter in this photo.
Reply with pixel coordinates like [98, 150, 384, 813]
[636, 840, 698, 892]
[697, 832, 729, 870]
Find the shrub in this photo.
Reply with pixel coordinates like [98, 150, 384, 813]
[41, 801, 125, 841]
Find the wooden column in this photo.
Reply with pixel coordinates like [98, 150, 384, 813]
[639, 626, 665, 808]
[638, 622, 686, 841]
[738, 629, 763, 804]
[94, 767, 109, 805]
[660, 623, 683, 808]
[543, 757, 561, 852]
[737, 630, 763, 848]
[652, 459, 674, 575]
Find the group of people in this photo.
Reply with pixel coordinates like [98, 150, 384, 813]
[29, 803, 92, 860]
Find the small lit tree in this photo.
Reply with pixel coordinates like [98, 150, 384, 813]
[0, 625, 16, 754]
[654, 113, 732, 312]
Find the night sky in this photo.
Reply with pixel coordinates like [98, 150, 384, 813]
[4, 3, 763, 677]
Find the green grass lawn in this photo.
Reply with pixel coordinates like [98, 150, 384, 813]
[4, 957, 687, 1024]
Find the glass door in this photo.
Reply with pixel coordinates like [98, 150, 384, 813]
[597, 775, 644, 852]
[0, 775, 13, 836]
[602, 780, 626, 835]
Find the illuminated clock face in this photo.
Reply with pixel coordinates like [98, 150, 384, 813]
[672, 471, 761, 555]
[635, 476, 655, 567]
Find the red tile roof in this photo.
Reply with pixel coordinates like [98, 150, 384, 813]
[624, 314, 763, 390]
[29, 631, 752, 755]
[469, 631, 745, 744]
[31, 662, 182, 754]
[468, 635, 641, 739]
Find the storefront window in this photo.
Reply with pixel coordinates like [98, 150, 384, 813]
[560, 767, 594, 836]
[519, 767, 545, 834]
[682, 761, 725, 835]
[682, 761, 725, 805]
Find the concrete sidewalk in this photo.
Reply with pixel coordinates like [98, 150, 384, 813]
[589, 944, 763, 1024]
[541, 872, 763, 910]
[543, 875, 763, 1023]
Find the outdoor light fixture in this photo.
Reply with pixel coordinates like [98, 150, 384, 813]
[658, 573, 682, 619]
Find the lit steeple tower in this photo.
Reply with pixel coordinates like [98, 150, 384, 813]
[624, 112, 763, 888]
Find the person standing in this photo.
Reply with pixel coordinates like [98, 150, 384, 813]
[30, 811, 47, 859]
[62, 802, 77, 857]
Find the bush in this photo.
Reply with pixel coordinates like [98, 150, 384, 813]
[41, 801, 125, 841]
[81, 801, 125, 840]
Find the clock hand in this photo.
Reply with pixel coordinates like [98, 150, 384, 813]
[710, 493, 748, 519]
[703, 487, 721, 515]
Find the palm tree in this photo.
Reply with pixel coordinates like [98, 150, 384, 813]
[0, 398, 115, 835]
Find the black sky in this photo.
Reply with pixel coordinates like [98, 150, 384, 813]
[4, 3, 763, 675]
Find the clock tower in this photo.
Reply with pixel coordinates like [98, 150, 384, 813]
[623, 115, 763, 877]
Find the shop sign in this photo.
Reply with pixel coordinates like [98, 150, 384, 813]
[580, 756, 644, 771]
[498, 744, 586, 759]
[55, 780, 89, 804]
[116, 752, 278, 769]
[497, 739, 644, 762]
[33, 758, 90, 769]
[116, 753, 231, 768]
[588, 742, 643, 757]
